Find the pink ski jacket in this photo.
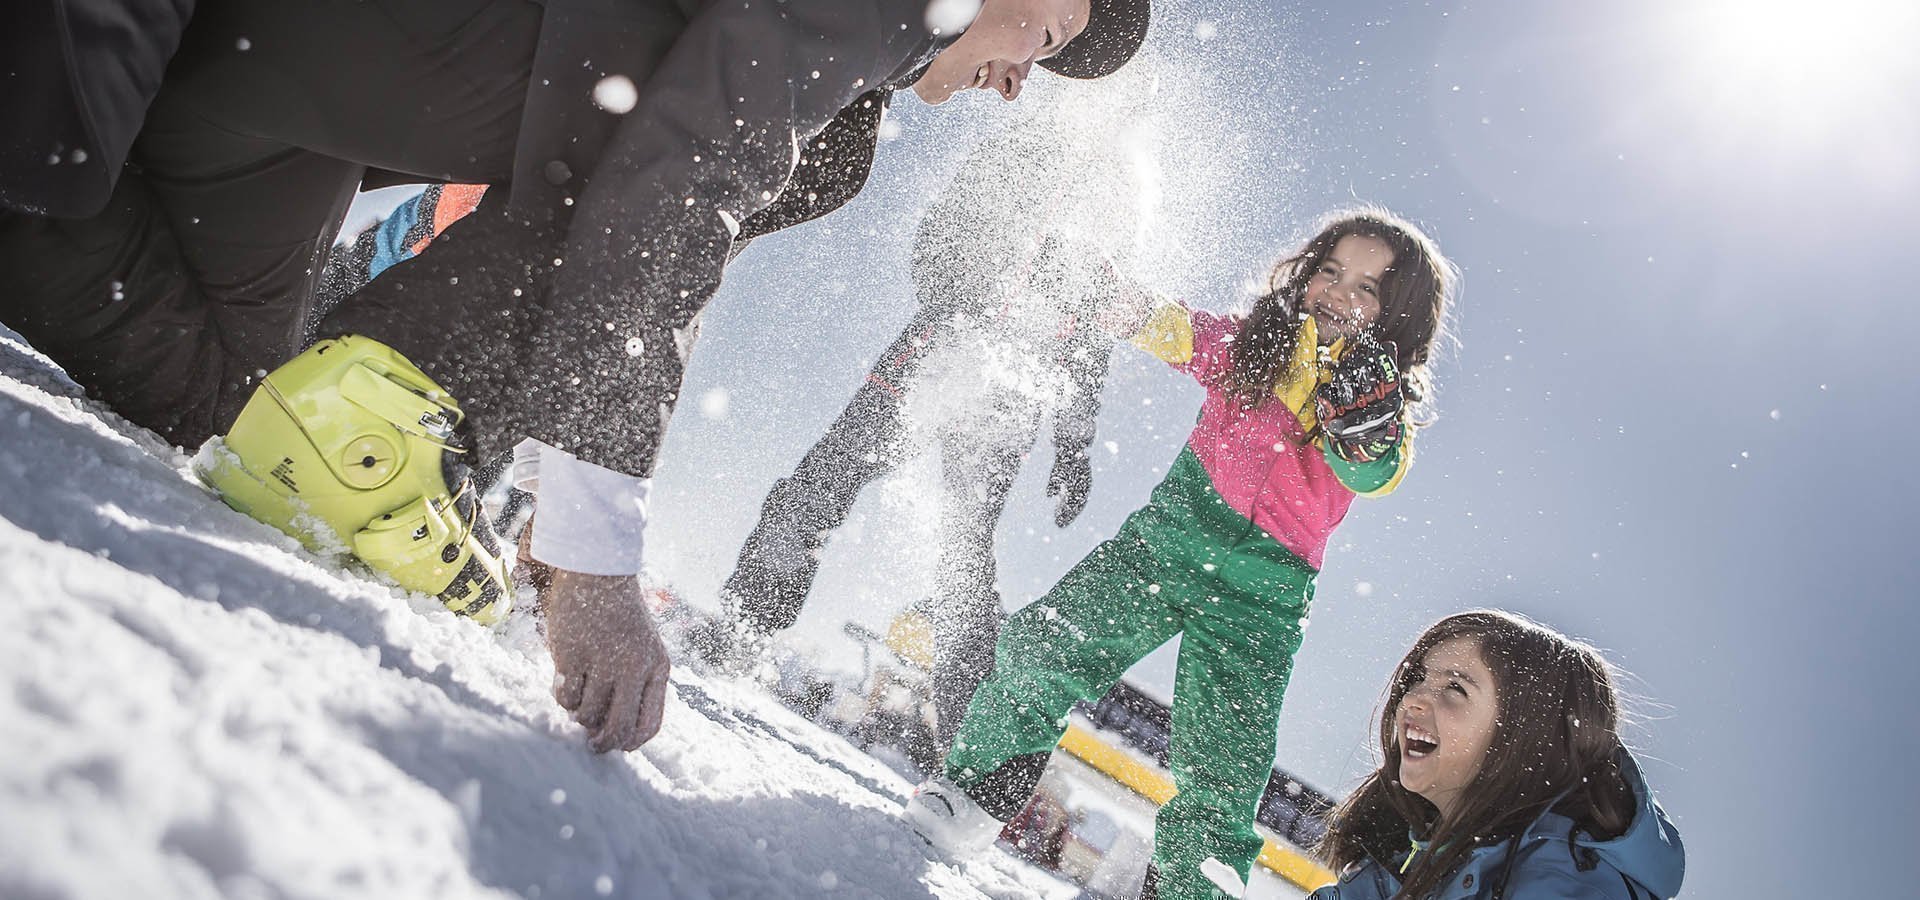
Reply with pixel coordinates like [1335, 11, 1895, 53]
[1131, 303, 1412, 569]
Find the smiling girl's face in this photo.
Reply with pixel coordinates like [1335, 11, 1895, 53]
[1303, 234, 1394, 345]
[1394, 636, 1500, 822]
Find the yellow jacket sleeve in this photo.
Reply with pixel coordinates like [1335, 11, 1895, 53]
[1130, 302, 1195, 365]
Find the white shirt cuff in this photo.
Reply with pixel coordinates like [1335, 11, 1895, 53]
[511, 438, 650, 576]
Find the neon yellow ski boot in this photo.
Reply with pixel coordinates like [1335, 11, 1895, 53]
[193, 335, 511, 624]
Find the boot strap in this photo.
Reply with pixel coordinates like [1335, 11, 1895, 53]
[352, 489, 472, 565]
[338, 363, 464, 451]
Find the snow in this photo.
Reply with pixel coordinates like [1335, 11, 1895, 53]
[923, 0, 983, 35]
[593, 76, 639, 116]
[0, 324, 1079, 899]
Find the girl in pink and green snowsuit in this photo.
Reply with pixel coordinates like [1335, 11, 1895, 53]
[933, 208, 1459, 900]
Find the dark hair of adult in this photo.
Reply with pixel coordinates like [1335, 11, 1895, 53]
[1315, 610, 1639, 899]
[1227, 206, 1457, 418]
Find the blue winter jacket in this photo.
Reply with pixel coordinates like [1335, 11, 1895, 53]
[1309, 751, 1684, 900]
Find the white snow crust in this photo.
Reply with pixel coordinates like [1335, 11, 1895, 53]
[0, 325, 1077, 899]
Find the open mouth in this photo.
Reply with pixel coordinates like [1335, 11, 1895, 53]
[1314, 309, 1352, 332]
[1402, 723, 1439, 759]
[1310, 311, 1347, 341]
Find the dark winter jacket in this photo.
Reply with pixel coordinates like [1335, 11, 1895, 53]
[496, 0, 956, 475]
[1309, 751, 1685, 900]
[0, 0, 196, 216]
[511, 0, 938, 226]
[4, 0, 950, 476]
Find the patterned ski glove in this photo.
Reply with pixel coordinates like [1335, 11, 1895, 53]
[1047, 448, 1093, 528]
[1316, 335, 1405, 463]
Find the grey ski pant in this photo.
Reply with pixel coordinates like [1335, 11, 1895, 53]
[726, 301, 1040, 749]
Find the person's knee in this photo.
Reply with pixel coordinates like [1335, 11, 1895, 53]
[996, 609, 1068, 661]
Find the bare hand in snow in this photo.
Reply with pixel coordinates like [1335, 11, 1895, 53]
[542, 569, 670, 752]
[514, 518, 554, 597]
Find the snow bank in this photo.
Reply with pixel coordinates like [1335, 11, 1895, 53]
[0, 326, 1071, 899]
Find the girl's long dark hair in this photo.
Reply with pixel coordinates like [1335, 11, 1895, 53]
[1227, 207, 1457, 416]
[1315, 611, 1638, 899]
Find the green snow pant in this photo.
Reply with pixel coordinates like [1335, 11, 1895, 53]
[946, 447, 1315, 900]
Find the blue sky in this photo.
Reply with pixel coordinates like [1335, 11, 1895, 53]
[643, 1, 1919, 895]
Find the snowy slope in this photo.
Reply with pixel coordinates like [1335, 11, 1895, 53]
[0, 326, 1077, 899]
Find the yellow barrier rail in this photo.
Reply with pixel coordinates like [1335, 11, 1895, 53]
[1056, 724, 1336, 892]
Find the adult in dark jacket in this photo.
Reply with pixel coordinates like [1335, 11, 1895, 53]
[0, 0, 1152, 754]
[715, 100, 1159, 751]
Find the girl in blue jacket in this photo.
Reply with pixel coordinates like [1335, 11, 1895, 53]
[1311, 611, 1685, 900]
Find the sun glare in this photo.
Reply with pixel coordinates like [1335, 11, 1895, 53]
[1429, 0, 1917, 227]
[1615, 0, 1920, 196]
[1662, 0, 1918, 128]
